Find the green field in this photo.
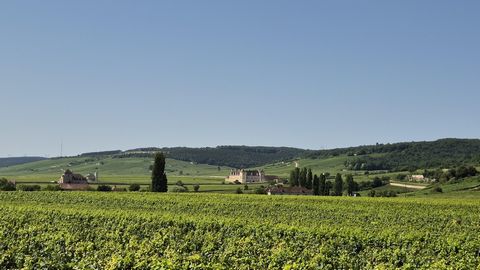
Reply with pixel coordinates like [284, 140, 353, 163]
[2, 155, 480, 197]
[0, 192, 479, 269]
[0, 156, 233, 178]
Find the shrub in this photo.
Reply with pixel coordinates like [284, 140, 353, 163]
[235, 187, 243, 194]
[372, 177, 384, 188]
[43, 185, 62, 191]
[193, 184, 200, 192]
[97, 185, 112, 192]
[254, 187, 266, 195]
[18, 185, 41, 192]
[0, 178, 16, 191]
[170, 186, 188, 193]
[129, 184, 141, 192]
[176, 180, 184, 186]
[432, 186, 443, 193]
[244, 184, 249, 190]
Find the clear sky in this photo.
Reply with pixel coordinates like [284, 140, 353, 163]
[1, 1, 479, 157]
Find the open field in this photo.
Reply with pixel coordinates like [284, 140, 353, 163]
[406, 176, 480, 198]
[2, 155, 480, 197]
[0, 156, 233, 178]
[0, 192, 479, 269]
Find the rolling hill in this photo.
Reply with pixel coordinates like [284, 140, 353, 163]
[1, 138, 479, 185]
[0, 157, 47, 168]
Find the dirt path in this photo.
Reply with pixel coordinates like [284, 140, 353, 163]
[390, 182, 428, 190]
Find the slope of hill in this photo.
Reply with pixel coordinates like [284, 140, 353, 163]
[0, 157, 47, 168]
[406, 176, 480, 198]
[0, 156, 233, 182]
[82, 146, 309, 168]
[306, 138, 480, 171]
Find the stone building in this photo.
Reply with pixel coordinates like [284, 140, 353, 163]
[58, 169, 90, 190]
[225, 169, 265, 184]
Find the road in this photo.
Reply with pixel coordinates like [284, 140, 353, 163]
[389, 182, 428, 190]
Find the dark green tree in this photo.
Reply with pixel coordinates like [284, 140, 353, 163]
[151, 152, 168, 192]
[334, 173, 343, 196]
[306, 168, 313, 189]
[0, 178, 16, 191]
[299, 167, 307, 187]
[325, 180, 332, 195]
[292, 167, 301, 186]
[345, 174, 355, 196]
[312, 174, 320, 195]
[319, 174, 326, 195]
[289, 170, 297, 186]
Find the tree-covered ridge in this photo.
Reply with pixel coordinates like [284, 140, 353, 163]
[81, 146, 309, 168]
[0, 157, 47, 168]
[307, 138, 480, 171]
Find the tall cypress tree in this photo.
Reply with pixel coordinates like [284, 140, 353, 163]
[306, 168, 313, 189]
[299, 167, 307, 187]
[346, 174, 355, 196]
[151, 152, 168, 192]
[334, 173, 343, 196]
[319, 173, 326, 195]
[294, 167, 300, 186]
[325, 180, 332, 196]
[312, 174, 319, 195]
[289, 170, 296, 186]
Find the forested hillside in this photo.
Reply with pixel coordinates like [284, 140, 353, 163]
[81, 146, 309, 168]
[306, 138, 480, 171]
[0, 157, 47, 168]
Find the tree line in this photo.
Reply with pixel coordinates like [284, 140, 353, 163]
[289, 167, 359, 196]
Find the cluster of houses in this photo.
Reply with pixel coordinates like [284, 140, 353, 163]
[408, 175, 436, 183]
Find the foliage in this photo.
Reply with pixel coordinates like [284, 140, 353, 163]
[345, 174, 358, 196]
[254, 187, 266, 194]
[306, 168, 313, 189]
[113, 146, 308, 168]
[18, 184, 41, 191]
[170, 186, 188, 193]
[0, 178, 16, 191]
[43, 185, 62, 191]
[0, 192, 479, 268]
[334, 173, 343, 196]
[151, 153, 168, 192]
[128, 184, 141, 192]
[97, 185, 112, 192]
[423, 166, 478, 182]
[305, 139, 480, 171]
[312, 175, 319, 195]
[193, 184, 200, 192]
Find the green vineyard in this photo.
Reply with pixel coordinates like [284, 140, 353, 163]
[0, 192, 479, 269]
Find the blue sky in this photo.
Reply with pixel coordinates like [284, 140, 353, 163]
[1, 1, 479, 157]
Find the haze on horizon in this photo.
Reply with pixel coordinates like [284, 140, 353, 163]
[1, 1, 479, 157]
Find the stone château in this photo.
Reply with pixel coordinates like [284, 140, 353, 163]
[225, 169, 265, 184]
[58, 169, 90, 190]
